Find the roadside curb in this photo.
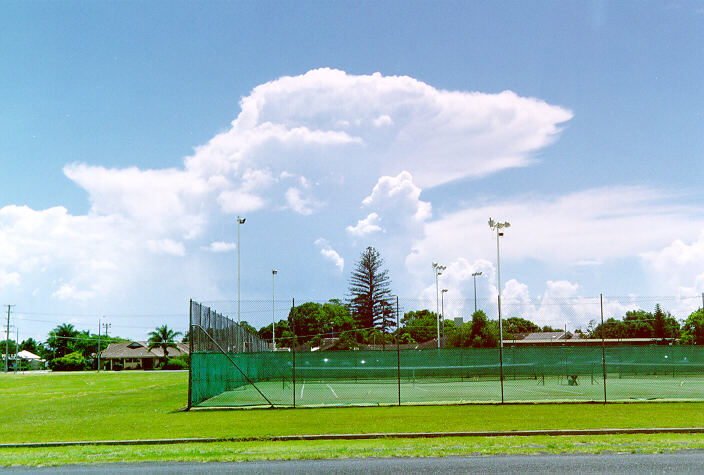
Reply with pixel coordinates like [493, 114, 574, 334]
[3, 427, 704, 449]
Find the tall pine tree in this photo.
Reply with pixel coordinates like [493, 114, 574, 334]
[348, 246, 392, 330]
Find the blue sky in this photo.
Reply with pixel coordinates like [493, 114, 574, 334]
[2, 1, 704, 341]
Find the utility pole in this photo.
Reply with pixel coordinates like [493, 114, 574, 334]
[5, 305, 14, 372]
[98, 320, 110, 372]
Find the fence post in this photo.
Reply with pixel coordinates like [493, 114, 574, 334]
[187, 299, 193, 410]
[396, 296, 401, 406]
[601, 293, 607, 404]
[498, 294, 504, 404]
[292, 297, 296, 408]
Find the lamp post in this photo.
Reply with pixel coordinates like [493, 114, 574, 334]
[272, 269, 277, 350]
[471, 271, 482, 313]
[236, 216, 246, 327]
[441, 288, 448, 348]
[432, 262, 446, 349]
[488, 218, 510, 348]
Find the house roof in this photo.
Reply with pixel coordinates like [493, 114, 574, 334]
[17, 350, 42, 360]
[521, 331, 572, 341]
[100, 341, 188, 359]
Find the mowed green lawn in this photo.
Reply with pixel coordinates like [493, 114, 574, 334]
[4, 371, 704, 442]
[3, 371, 704, 466]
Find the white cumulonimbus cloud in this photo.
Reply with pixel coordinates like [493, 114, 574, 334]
[2, 69, 573, 306]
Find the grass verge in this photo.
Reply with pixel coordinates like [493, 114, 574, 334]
[3, 371, 704, 466]
[4, 434, 704, 467]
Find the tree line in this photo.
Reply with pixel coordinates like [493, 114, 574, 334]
[254, 246, 704, 349]
[2, 323, 186, 371]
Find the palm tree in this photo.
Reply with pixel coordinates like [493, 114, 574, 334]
[147, 325, 182, 366]
[48, 323, 79, 358]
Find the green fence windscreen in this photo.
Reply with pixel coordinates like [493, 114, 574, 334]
[189, 345, 704, 408]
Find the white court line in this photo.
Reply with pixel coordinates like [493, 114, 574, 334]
[509, 385, 583, 396]
[412, 384, 431, 392]
[326, 384, 339, 399]
[300, 383, 305, 399]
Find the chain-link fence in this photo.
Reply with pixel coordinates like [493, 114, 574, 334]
[188, 295, 704, 408]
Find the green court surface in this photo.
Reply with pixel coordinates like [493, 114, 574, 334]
[195, 374, 704, 408]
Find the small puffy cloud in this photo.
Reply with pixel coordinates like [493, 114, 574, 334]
[217, 189, 267, 214]
[0, 270, 20, 289]
[52, 283, 97, 301]
[373, 115, 393, 127]
[146, 239, 185, 256]
[417, 258, 494, 318]
[641, 231, 704, 296]
[285, 188, 317, 215]
[315, 238, 344, 272]
[346, 213, 382, 237]
[204, 241, 237, 253]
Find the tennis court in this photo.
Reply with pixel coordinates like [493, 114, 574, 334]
[188, 301, 704, 408]
[195, 373, 704, 407]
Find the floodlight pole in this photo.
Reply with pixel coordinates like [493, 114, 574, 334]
[272, 269, 277, 350]
[237, 216, 245, 351]
[432, 262, 446, 349]
[441, 289, 448, 348]
[488, 218, 510, 349]
[472, 271, 482, 313]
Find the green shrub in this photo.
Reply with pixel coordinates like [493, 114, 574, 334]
[161, 357, 188, 370]
[48, 351, 87, 371]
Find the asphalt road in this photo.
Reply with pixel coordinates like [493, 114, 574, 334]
[5, 452, 704, 474]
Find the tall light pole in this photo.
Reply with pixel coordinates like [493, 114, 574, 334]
[441, 288, 448, 348]
[272, 269, 277, 350]
[472, 271, 482, 313]
[488, 218, 510, 348]
[236, 216, 246, 327]
[432, 262, 446, 349]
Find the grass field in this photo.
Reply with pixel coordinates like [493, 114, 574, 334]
[3, 370, 704, 466]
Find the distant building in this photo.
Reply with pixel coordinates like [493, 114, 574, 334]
[505, 331, 674, 346]
[100, 341, 189, 370]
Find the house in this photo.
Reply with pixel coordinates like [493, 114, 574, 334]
[505, 331, 675, 346]
[17, 350, 44, 370]
[100, 341, 189, 370]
